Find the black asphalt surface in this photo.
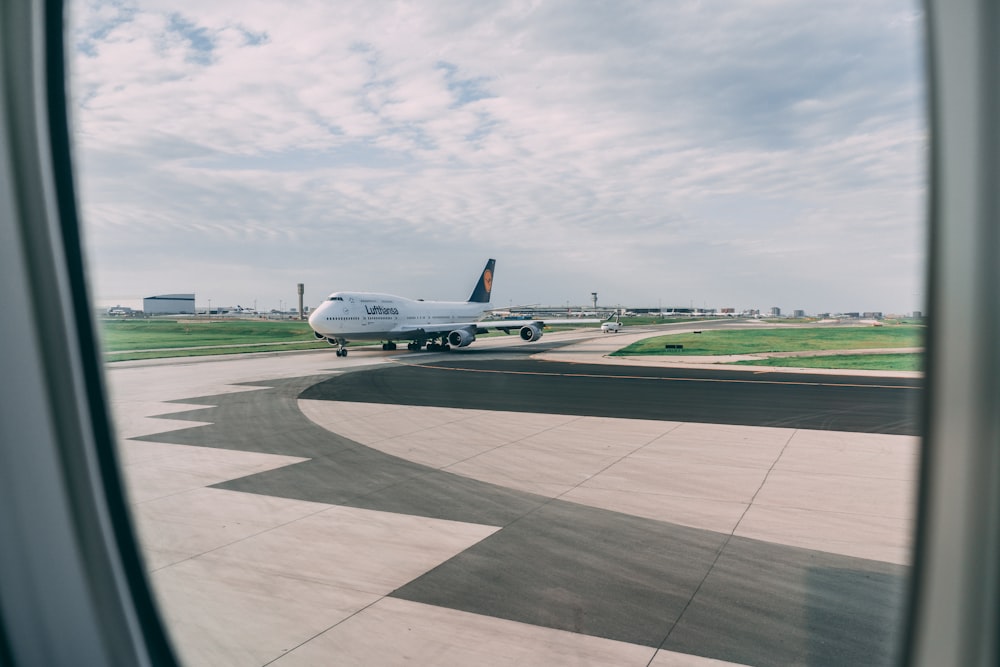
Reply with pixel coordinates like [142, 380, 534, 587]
[134, 357, 918, 666]
[301, 358, 922, 435]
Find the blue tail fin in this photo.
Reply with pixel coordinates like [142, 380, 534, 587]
[468, 259, 495, 303]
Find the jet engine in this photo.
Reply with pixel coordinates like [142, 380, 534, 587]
[448, 329, 476, 347]
[314, 330, 326, 340]
[519, 324, 543, 341]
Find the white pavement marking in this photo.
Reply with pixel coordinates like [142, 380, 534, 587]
[300, 400, 918, 564]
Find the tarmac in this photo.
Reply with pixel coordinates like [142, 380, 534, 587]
[106, 327, 919, 666]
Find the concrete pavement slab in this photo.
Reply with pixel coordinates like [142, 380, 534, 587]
[368, 423, 520, 468]
[559, 486, 747, 534]
[635, 423, 792, 469]
[197, 505, 499, 596]
[650, 652, 749, 667]
[775, 430, 919, 480]
[754, 469, 914, 519]
[132, 488, 331, 570]
[446, 440, 629, 489]
[735, 505, 912, 564]
[151, 555, 379, 667]
[120, 441, 308, 503]
[583, 457, 770, 504]
[271, 598, 663, 667]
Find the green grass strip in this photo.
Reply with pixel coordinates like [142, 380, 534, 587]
[105, 341, 333, 362]
[729, 353, 923, 372]
[100, 318, 319, 351]
[611, 325, 923, 357]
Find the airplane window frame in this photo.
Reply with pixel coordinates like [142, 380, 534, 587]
[1, 0, 997, 665]
[901, 2, 1000, 665]
[0, 0, 177, 664]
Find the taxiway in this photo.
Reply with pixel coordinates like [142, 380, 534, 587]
[107, 326, 919, 666]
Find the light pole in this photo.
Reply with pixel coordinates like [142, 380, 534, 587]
[208, 298, 211, 317]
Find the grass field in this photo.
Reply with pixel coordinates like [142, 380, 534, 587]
[730, 353, 922, 372]
[100, 318, 321, 351]
[611, 325, 924, 357]
[100, 318, 331, 361]
[104, 341, 332, 362]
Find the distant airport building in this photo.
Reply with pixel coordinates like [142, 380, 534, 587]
[143, 293, 195, 315]
[912, 311, 923, 319]
[863, 312, 884, 320]
[769, 307, 781, 317]
[792, 309, 805, 318]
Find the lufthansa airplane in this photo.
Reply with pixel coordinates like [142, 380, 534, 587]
[308, 259, 605, 356]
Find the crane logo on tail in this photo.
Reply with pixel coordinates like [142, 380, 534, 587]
[468, 259, 496, 303]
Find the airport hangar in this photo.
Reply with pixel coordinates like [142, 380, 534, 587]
[142, 293, 195, 315]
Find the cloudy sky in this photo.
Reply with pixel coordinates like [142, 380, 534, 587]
[70, 0, 926, 314]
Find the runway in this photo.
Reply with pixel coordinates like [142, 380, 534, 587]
[108, 332, 920, 666]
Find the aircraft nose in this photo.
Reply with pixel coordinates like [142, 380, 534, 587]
[308, 304, 323, 328]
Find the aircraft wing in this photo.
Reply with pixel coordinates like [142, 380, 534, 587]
[477, 316, 608, 331]
[396, 322, 482, 335]
[395, 316, 607, 336]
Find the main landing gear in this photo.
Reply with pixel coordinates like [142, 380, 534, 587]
[381, 342, 398, 351]
[405, 339, 451, 352]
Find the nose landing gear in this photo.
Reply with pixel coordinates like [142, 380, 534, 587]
[329, 338, 348, 357]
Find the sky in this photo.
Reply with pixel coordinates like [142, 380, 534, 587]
[70, 0, 926, 315]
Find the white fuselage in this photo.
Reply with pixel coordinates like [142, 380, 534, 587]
[308, 291, 489, 341]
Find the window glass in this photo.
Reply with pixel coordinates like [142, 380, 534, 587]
[71, 2, 926, 665]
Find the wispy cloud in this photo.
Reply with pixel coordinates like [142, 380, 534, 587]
[72, 0, 926, 312]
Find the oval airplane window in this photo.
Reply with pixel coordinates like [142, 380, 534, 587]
[69, 2, 927, 665]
